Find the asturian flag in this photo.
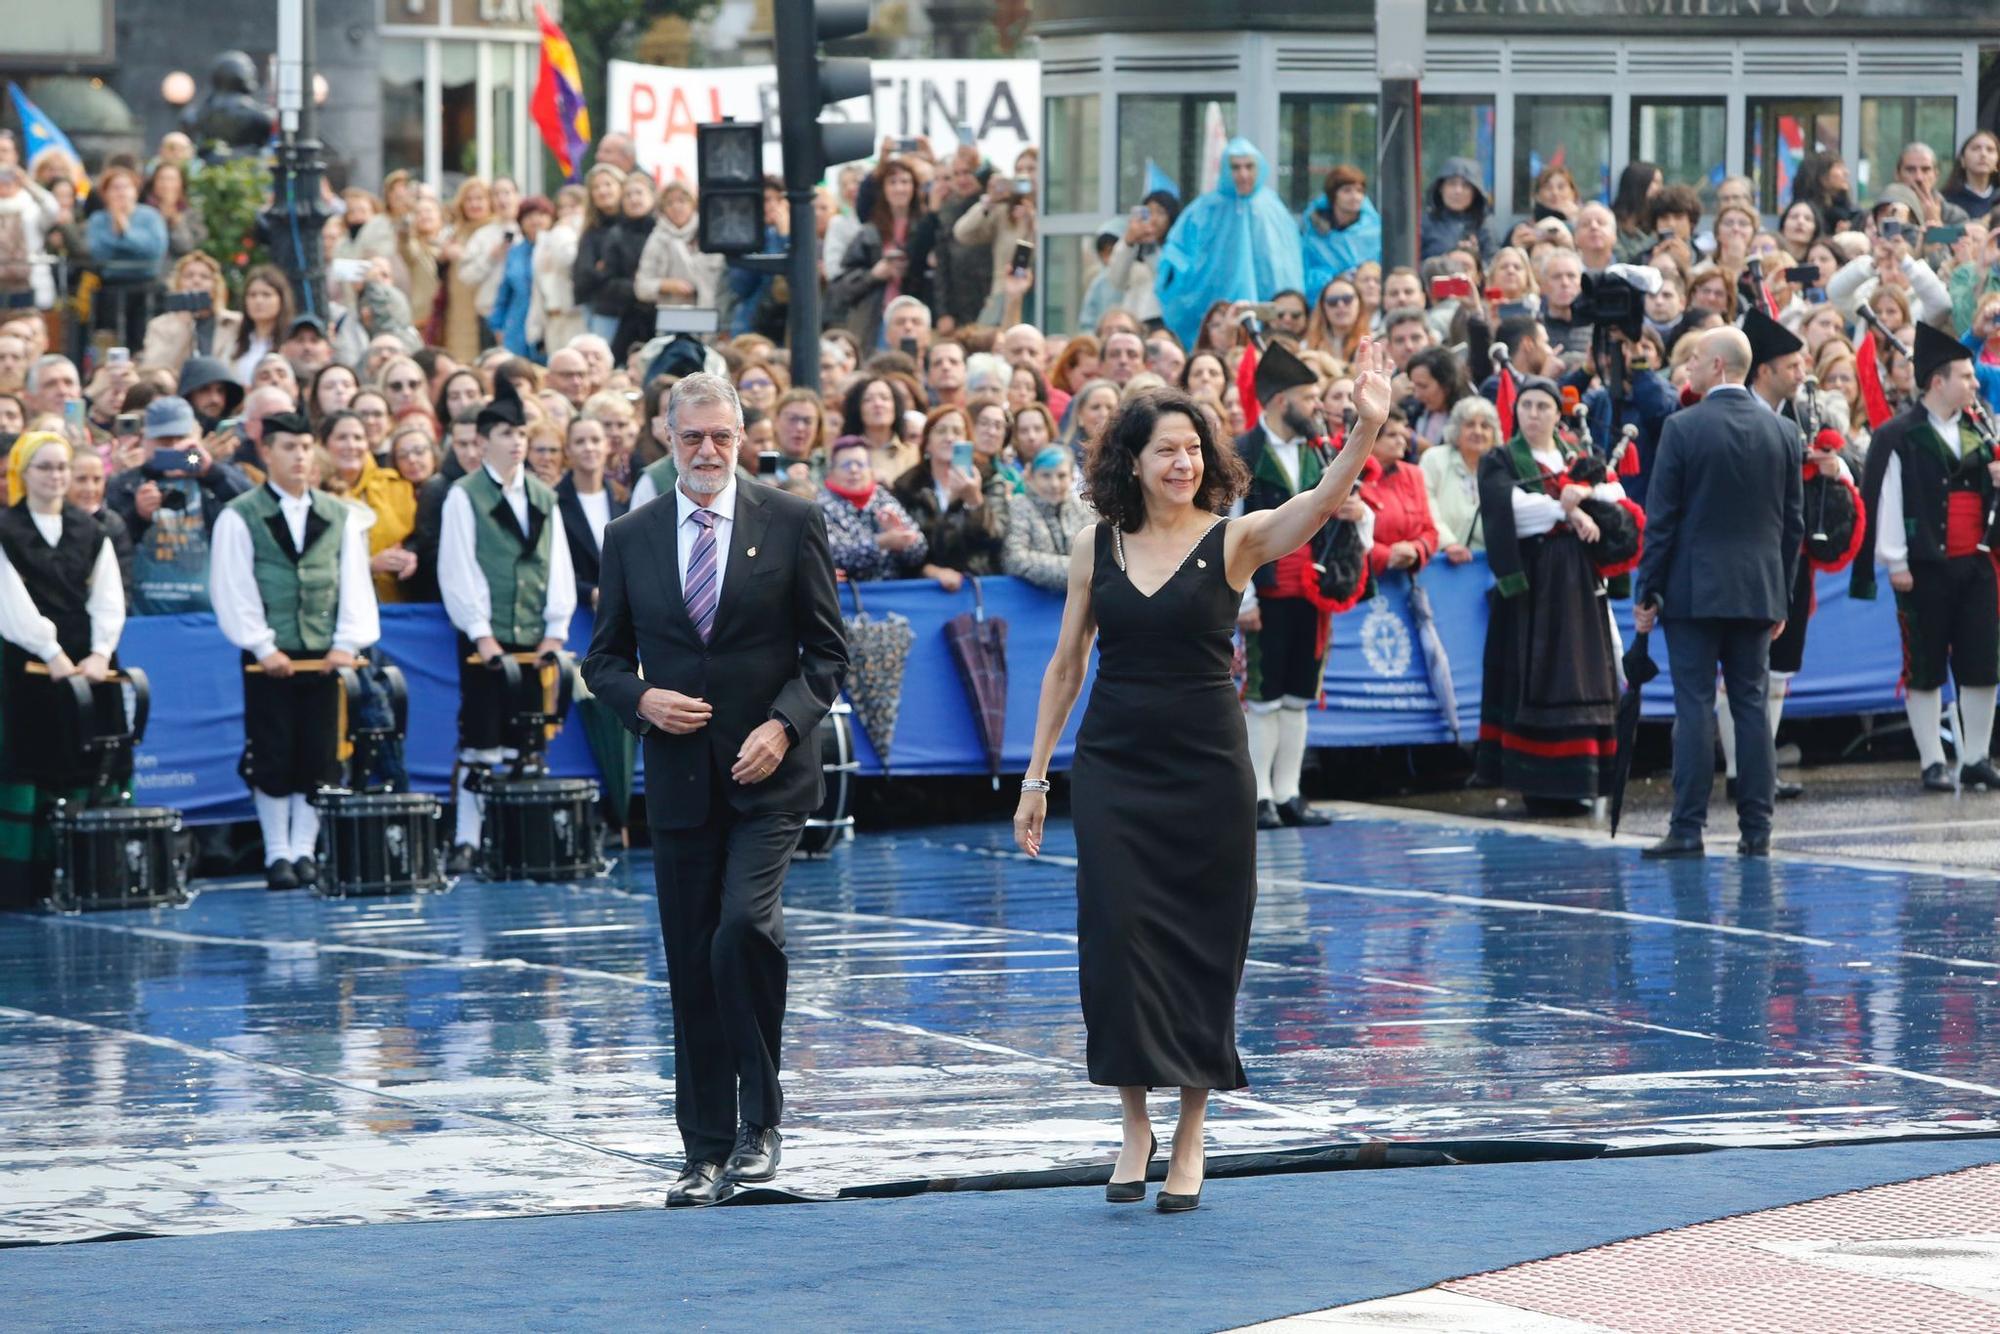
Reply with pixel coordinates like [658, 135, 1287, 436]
[8, 83, 89, 196]
[531, 4, 591, 182]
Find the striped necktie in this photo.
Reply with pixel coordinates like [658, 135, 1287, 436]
[684, 507, 720, 641]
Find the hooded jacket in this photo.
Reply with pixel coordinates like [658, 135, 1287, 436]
[1421, 156, 1493, 262]
[1301, 194, 1383, 299]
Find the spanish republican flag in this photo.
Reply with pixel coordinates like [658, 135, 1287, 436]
[532, 4, 591, 182]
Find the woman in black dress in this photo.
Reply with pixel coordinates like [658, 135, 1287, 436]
[1014, 346, 1392, 1211]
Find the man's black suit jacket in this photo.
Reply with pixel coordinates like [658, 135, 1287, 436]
[1634, 386, 1804, 622]
[583, 482, 848, 831]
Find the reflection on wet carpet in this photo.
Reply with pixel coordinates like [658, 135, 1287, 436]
[2, 810, 1997, 1241]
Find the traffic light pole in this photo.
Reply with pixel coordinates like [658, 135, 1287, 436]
[785, 188, 820, 391]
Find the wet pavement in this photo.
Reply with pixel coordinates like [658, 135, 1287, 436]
[1383, 758, 2000, 872]
[2, 808, 1998, 1243]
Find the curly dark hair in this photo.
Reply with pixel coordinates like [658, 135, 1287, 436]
[1084, 388, 1248, 533]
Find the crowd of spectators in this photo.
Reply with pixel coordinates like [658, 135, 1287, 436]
[4, 121, 2000, 678]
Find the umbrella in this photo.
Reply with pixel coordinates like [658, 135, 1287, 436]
[839, 579, 916, 772]
[1608, 626, 1660, 838]
[942, 576, 1009, 787]
[572, 681, 636, 839]
[1404, 572, 1460, 745]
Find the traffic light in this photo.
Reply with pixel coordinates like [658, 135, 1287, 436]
[697, 119, 766, 257]
[772, 0, 876, 193]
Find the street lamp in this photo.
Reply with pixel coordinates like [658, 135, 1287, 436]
[261, 0, 331, 318]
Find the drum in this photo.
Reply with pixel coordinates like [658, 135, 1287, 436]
[47, 804, 191, 913]
[482, 775, 608, 882]
[796, 701, 858, 858]
[315, 789, 446, 898]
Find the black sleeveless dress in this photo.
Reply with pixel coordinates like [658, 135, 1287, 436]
[1070, 520, 1256, 1090]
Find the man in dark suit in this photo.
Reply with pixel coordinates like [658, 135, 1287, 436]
[584, 373, 847, 1206]
[1633, 326, 1804, 858]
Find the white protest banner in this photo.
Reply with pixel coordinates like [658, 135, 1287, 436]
[607, 58, 1040, 188]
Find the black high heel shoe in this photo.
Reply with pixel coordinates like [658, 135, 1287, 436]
[1105, 1133, 1158, 1203]
[1156, 1151, 1205, 1213]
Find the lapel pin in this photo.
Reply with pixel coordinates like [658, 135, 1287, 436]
[1196, 558, 1207, 568]
[746, 546, 758, 558]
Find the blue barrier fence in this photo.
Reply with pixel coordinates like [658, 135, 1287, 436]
[124, 559, 1907, 824]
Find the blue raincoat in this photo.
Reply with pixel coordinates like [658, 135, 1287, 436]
[1299, 195, 1383, 300]
[1155, 140, 1304, 347]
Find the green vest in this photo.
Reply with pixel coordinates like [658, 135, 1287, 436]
[228, 485, 348, 653]
[457, 467, 555, 646]
[642, 454, 677, 496]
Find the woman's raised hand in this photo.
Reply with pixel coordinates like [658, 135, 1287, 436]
[1350, 338, 1393, 427]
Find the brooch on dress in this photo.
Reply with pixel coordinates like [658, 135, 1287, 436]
[1196, 559, 1207, 568]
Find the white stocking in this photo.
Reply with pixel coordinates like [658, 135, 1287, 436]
[1906, 689, 1946, 770]
[288, 793, 320, 862]
[1246, 708, 1279, 804]
[1960, 685, 1997, 764]
[1272, 705, 1310, 804]
[252, 791, 291, 868]
[456, 748, 505, 847]
[1767, 672, 1790, 740]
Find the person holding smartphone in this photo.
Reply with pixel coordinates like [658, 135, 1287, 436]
[888, 405, 1007, 592]
[1827, 199, 1953, 326]
[952, 170, 1038, 326]
[102, 395, 250, 615]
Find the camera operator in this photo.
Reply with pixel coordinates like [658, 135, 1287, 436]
[104, 395, 250, 614]
[1580, 268, 1679, 507]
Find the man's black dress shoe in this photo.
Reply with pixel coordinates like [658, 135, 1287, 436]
[1106, 1133, 1158, 1204]
[1640, 833, 1705, 859]
[724, 1125, 782, 1183]
[666, 1160, 732, 1208]
[1256, 799, 1283, 831]
[1775, 779, 1804, 801]
[446, 842, 478, 875]
[1922, 762, 1957, 792]
[264, 860, 299, 891]
[1275, 796, 1332, 827]
[1737, 834, 1771, 857]
[1961, 758, 2000, 791]
[292, 855, 319, 887]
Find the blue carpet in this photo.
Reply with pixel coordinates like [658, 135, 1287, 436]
[8, 1139, 2000, 1331]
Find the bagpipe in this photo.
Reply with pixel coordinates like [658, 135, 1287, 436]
[1797, 375, 1865, 573]
[1492, 400, 1647, 579]
[1307, 410, 1372, 609]
[1960, 396, 2000, 556]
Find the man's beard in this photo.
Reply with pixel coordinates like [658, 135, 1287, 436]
[1281, 402, 1318, 440]
[682, 463, 728, 496]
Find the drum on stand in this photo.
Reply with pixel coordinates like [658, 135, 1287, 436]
[316, 789, 445, 898]
[796, 700, 857, 858]
[48, 803, 191, 913]
[482, 776, 609, 882]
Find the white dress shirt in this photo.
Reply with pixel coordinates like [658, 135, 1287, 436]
[1509, 444, 1628, 539]
[436, 464, 577, 643]
[575, 486, 612, 552]
[1874, 409, 1969, 575]
[0, 510, 125, 662]
[210, 484, 381, 660]
[675, 477, 737, 598]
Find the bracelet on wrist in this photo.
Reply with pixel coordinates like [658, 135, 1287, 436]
[1020, 778, 1051, 793]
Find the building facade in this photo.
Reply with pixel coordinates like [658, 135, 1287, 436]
[1034, 0, 2000, 331]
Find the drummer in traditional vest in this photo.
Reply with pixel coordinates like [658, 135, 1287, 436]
[436, 376, 576, 873]
[1234, 341, 1373, 830]
[1855, 321, 2000, 792]
[209, 412, 382, 890]
[0, 432, 129, 907]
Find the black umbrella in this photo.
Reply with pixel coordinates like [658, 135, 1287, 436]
[839, 579, 916, 772]
[1608, 624, 1660, 838]
[942, 576, 1009, 787]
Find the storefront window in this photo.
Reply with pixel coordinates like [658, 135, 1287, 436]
[380, 39, 424, 179]
[1277, 96, 1377, 213]
[1043, 94, 1099, 216]
[441, 41, 479, 186]
[1419, 97, 1495, 201]
[1117, 95, 1237, 213]
[1044, 231, 1082, 337]
[489, 42, 517, 184]
[1746, 98, 1840, 214]
[1633, 99, 1726, 208]
[1515, 96, 1610, 209]
[1858, 96, 1957, 203]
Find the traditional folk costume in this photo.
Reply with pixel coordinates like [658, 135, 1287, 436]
[1235, 343, 1372, 830]
[1717, 310, 1864, 795]
[0, 435, 128, 907]
[437, 380, 576, 868]
[1474, 378, 1641, 804]
[1854, 323, 2000, 791]
[210, 413, 382, 890]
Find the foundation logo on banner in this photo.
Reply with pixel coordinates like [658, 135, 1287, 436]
[1360, 599, 1412, 678]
